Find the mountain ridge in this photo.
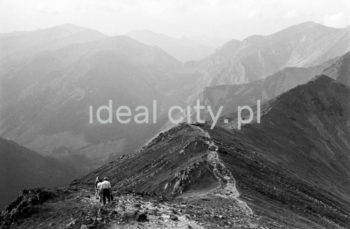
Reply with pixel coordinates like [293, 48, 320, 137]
[127, 30, 219, 62]
[74, 75, 350, 228]
[184, 21, 350, 96]
[1, 75, 350, 228]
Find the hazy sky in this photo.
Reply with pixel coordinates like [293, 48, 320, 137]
[1, 0, 350, 40]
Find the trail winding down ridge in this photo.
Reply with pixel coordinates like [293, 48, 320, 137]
[193, 125, 253, 215]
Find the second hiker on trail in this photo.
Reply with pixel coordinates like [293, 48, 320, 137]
[95, 176, 102, 199]
[100, 177, 112, 205]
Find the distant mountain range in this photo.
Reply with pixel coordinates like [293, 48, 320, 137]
[200, 51, 350, 122]
[185, 22, 350, 96]
[0, 33, 182, 169]
[127, 30, 222, 62]
[1, 21, 350, 184]
[0, 24, 106, 61]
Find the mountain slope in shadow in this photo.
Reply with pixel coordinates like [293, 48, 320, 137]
[0, 138, 81, 209]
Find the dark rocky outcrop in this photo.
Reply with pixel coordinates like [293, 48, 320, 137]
[0, 189, 57, 228]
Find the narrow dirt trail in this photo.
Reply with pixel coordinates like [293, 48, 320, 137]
[192, 125, 254, 215]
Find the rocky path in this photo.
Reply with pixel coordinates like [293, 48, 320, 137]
[0, 188, 205, 229]
[192, 125, 254, 216]
[1, 169, 265, 228]
[81, 191, 204, 229]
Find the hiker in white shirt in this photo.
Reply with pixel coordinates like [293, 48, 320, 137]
[96, 181, 103, 202]
[101, 177, 112, 205]
[95, 176, 102, 199]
